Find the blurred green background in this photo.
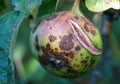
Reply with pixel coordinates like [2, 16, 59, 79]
[0, 0, 120, 84]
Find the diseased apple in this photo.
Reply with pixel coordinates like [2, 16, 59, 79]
[30, 11, 102, 78]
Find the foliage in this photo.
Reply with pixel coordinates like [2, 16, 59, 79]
[0, 11, 25, 84]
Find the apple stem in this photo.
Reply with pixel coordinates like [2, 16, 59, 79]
[71, 0, 84, 17]
[71, 0, 80, 12]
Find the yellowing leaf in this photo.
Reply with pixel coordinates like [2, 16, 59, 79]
[85, 0, 120, 12]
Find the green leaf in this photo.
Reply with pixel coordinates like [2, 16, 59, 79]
[12, 0, 42, 16]
[38, 0, 57, 16]
[85, 0, 120, 12]
[55, 0, 74, 12]
[0, 1, 5, 12]
[0, 11, 25, 83]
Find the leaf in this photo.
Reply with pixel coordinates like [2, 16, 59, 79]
[55, 0, 74, 12]
[0, 11, 25, 83]
[0, 1, 5, 12]
[12, 0, 42, 16]
[85, 0, 120, 12]
[38, 0, 57, 16]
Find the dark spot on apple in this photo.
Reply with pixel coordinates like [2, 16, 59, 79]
[34, 36, 40, 51]
[55, 48, 58, 51]
[83, 63, 89, 70]
[59, 36, 62, 39]
[69, 51, 74, 59]
[81, 60, 89, 70]
[76, 65, 80, 67]
[90, 30, 96, 36]
[46, 14, 57, 21]
[49, 35, 57, 42]
[64, 51, 74, 59]
[35, 35, 38, 43]
[90, 59, 95, 67]
[67, 66, 78, 73]
[50, 27, 52, 30]
[59, 34, 74, 51]
[81, 60, 87, 64]
[46, 43, 50, 48]
[73, 64, 76, 67]
[39, 55, 49, 66]
[41, 46, 46, 54]
[74, 16, 79, 20]
[75, 58, 78, 61]
[86, 56, 89, 59]
[84, 23, 89, 32]
[35, 43, 40, 51]
[75, 45, 81, 51]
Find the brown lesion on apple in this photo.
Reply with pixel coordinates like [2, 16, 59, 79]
[59, 33, 74, 51]
[34, 35, 40, 51]
[90, 29, 96, 36]
[75, 45, 81, 51]
[35, 43, 40, 51]
[64, 51, 74, 59]
[81, 60, 88, 65]
[90, 59, 95, 67]
[39, 43, 77, 75]
[84, 23, 90, 32]
[49, 35, 57, 42]
[74, 16, 79, 20]
[86, 56, 89, 59]
[35, 35, 38, 43]
[80, 59, 90, 70]
[84, 23, 97, 36]
[80, 53, 83, 56]
[38, 42, 92, 78]
[89, 56, 96, 67]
